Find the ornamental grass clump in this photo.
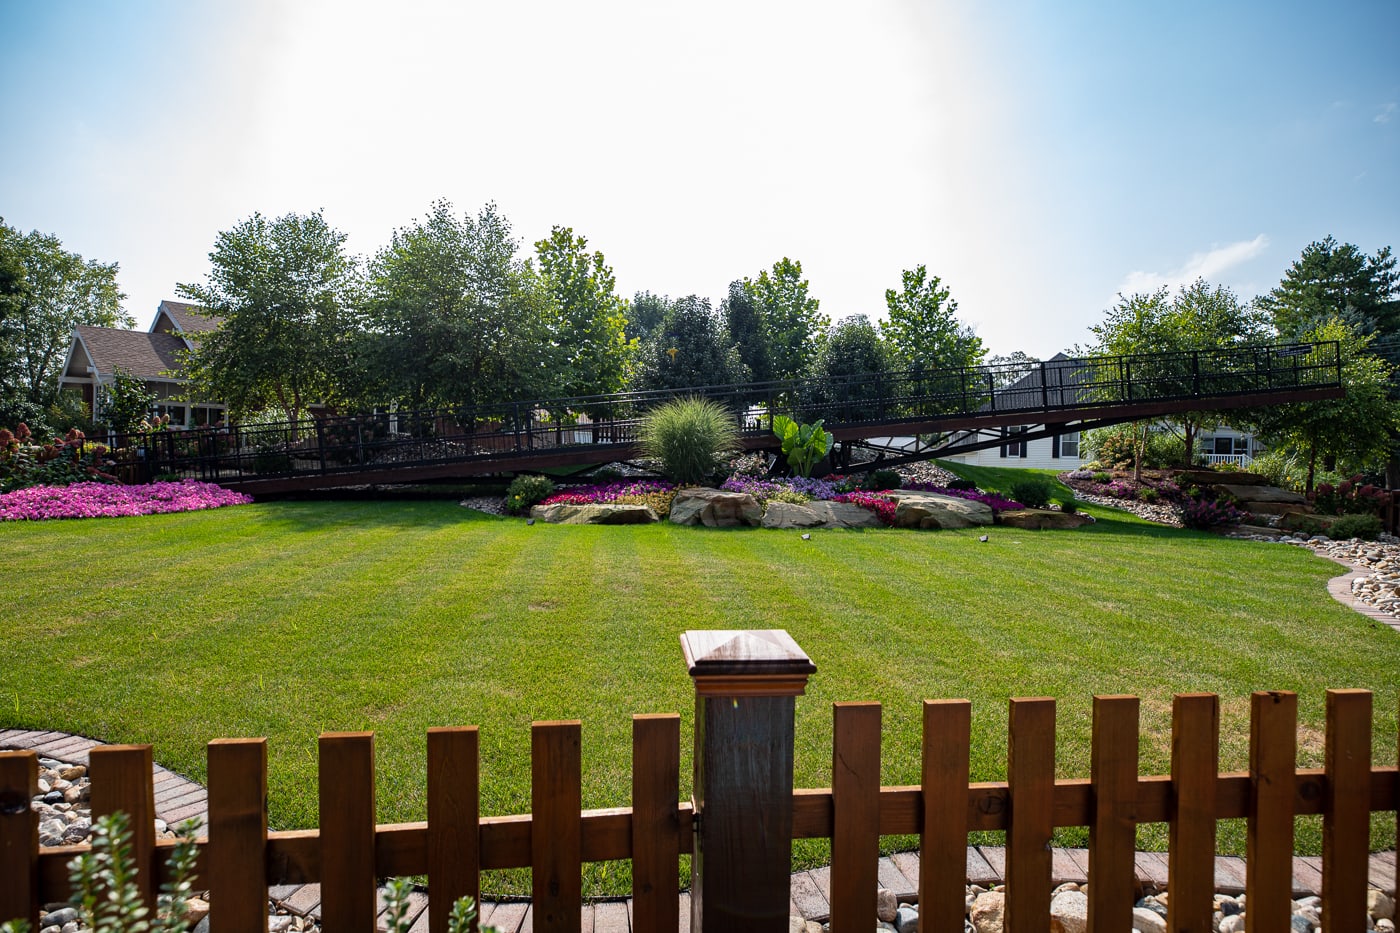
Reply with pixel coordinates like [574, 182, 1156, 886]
[638, 397, 739, 486]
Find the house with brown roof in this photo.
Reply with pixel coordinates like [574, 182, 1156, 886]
[58, 299, 226, 428]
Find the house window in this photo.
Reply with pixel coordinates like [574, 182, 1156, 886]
[1058, 432, 1079, 458]
[154, 403, 187, 427]
[191, 406, 225, 427]
[1213, 437, 1234, 456]
[1001, 426, 1029, 458]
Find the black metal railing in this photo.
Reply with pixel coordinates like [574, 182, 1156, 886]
[100, 340, 1341, 486]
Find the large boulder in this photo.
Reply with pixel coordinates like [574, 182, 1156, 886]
[887, 490, 994, 529]
[997, 508, 1094, 530]
[669, 487, 762, 527]
[760, 500, 885, 529]
[530, 503, 659, 525]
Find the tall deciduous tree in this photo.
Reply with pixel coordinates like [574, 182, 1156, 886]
[177, 210, 358, 428]
[880, 266, 985, 373]
[804, 314, 890, 422]
[742, 258, 826, 381]
[534, 226, 632, 401]
[625, 291, 670, 344]
[362, 201, 551, 414]
[0, 218, 129, 416]
[1257, 236, 1399, 338]
[632, 295, 748, 392]
[722, 280, 771, 385]
[1246, 318, 1400, 491]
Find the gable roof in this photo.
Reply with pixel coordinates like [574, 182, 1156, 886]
[151, 299, 222, 336]
[69, 325, 188, 382]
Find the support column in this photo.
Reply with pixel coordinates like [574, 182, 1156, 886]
[681, 629, 816, 933]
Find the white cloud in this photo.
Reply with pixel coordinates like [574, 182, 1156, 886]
[1116, 235, 1270, 297]
[1375, 102, 1397, 124]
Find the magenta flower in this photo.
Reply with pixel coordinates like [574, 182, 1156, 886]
[0, 480, 253, 521]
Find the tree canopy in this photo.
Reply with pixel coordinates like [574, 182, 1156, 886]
[880, 266, 985, 373]
[1257, 236, 1399, 338]
[804, 314, 890, 421]
[177, 210, 358, 427]
[534, 226, 632, 401]
[631, 295, 748, 392]
[741, 258, 826, 381]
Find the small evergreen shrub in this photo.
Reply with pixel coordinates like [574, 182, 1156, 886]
[638, 397, 740, 486]
[863, 468, 902, 491]
[506, 474, 555, 514]
[1059, 498, 1078, 514]
[945, 477, 977, 491]
[1009, 477, 1053, 509]
[1326, 513, 1382, 540]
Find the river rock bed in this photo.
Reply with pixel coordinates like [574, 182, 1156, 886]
[797, 882, 1397, 933]
[1222, 531, 1400, 621]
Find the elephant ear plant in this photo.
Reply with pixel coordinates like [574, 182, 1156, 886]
[772, 415, 833, 478]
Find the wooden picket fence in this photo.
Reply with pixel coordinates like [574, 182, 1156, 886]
[1, 690, 1397, 933]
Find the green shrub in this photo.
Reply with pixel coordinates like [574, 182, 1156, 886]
[1059, 498, 1078, 514]
[772, 415, 833, 478]
[946, 477, 977, 491]
[1326, 513, 1382, 540]
[863, 468, 902, 491]
[505, 474, 555, 514]
[639, 397, 740, 486]
[1091, 471, 1112, 484]
[1010, 477, 1054, 508]
[1250, 448, 1307, 491]
[62, 812, 201, 933]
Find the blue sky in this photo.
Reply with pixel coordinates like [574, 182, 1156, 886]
[1, 0, 1396, 359]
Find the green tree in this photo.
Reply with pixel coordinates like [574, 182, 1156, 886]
[1246, 318, 1400, 492]
[988, 350, 1040, 388]
[880, 266, 985, 373]
[534, 226, 632, 400]
[625, 291, 670, 343]
[0, 219, 129, 415]
[632, 295, 748, 392]
[742, 257, 826, 381]
[362, 201, 551, 415]
[1258, 236, 1399, 338]
[96, 367, 157, 433]
[803, 314, 890, 422]
[722, 280, 771, 385]
[178, 210, 357, 429]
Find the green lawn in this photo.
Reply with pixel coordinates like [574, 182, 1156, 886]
[2, 493, 1397, 894]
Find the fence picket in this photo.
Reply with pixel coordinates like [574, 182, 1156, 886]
[319, 731, 377, 932]
[207, 738, 269, 931]
[0, 751, 38, 930]
[1167, 693, 1218, 933]
[88, 744, 157, 912]
[920, 699, 971, 933]
[1087, 696, 1138, 933]
[427, 726, 479, 933]
[830, 702, 881, 933]
[1322, 689, 1371, 933]
[531, 721, 582, 932]
[1246, 692, 1295, 932]
[631, 714, 679, 933]
[1006, 698, 1055, 933]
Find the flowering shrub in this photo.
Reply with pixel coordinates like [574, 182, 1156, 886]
[1, 424, 116, 492]
[0, 481, 252, 521]
[833, 491, 897, 525]
[1311, 476, 1386, 516]
[900, 483, 1024, 512]
[505, 474, 555, 514]
[1178, 496, 1249, 530]
[541, 480, 678, 516]
[1103, 480, 1136, 499]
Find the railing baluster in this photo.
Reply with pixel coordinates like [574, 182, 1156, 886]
[1246, 691, 1296, 931]
[428, 727, 479, 933]
[1322, 689, 1372, 932]
[0, 750, 39, 930]
[532, 721, 582, 932]
[1167, 693, 1218, 933]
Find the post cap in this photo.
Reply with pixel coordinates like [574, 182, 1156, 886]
[681, 630, 816, 697]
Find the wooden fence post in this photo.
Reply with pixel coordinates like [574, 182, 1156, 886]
[632, 714, 680, 933]
[1246, 691, 1296, 932]
[830, 702, 881, 933]
[1006, 698, 1055, 933]
[319, 731, 377, 932]
[681, 629, 816, 933]
[1088, 695, 1138, 933]
[1167, 693, 1218, 933]
[0, 751, 39, 930]
[531, 721, 582, 932]
[1322, 689, 1371, 933]
[920, 700, 971, 933]
[207, 738, 269, 931]
[89, 745, 157, 913]
[427, 726, 480, 933]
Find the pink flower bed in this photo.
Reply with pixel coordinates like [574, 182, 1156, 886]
[0, 481, 253, 521]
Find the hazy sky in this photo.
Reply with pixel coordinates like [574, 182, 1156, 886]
[2, 0, 1396, 358]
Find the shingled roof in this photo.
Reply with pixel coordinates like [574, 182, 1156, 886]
[152, 299, 221, 335]
[68, 325, 187, 381]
